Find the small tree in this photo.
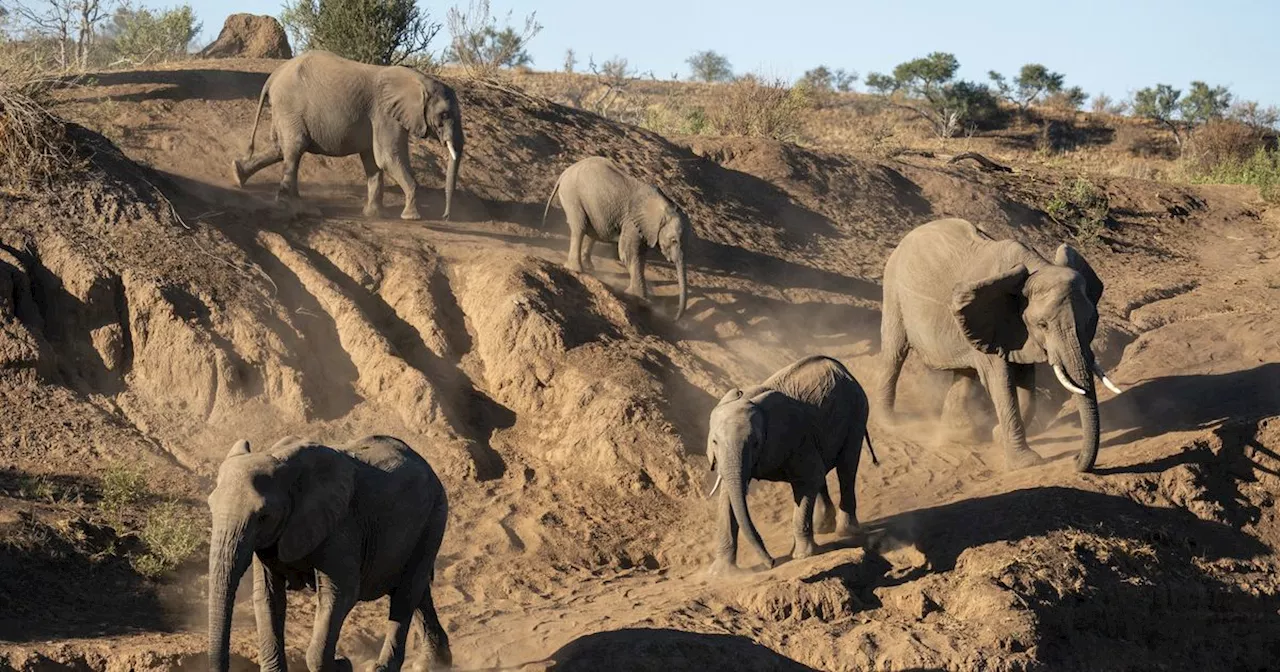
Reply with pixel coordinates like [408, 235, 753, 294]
[866, 52, 1001, 138]
[1180, 81, 1232, 126]
[279, 0, 316, 51]
[686, 49, 732, 83]
[989, 63, 1065, 112]
[563, 47, 575, 73]
[1230, 100, 1280, 130]
[1091, 92, 1129, 116]
[1133, 84, 1185, 150]
[445, 0, 542, 77]
[14, 0, 113, 69]
[1044, 86, 1087, 111]
[111, 4, 200, 62]
[798, 65, 857, 92]
[301, 0, 439, 65]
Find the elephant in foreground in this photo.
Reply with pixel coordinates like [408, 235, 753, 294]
[542, 156, 690, 319]
[877, 218, 1122, 473]
[232, 50, 464, 220]
[207, 435, 451, 672]
[707, 355, 878, 572]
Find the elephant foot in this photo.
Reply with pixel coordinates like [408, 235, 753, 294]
[1004, 447, 1046, 470]
[814, 513, 837, 535]
[230, 159, 246, 188]
[400, 205, 422, 221]
[834, 512, 860, 539]
[566, 259, 583, 273]
[363, 202, 382, 218]
[792, 539, 818, 560]
[707, 558, 747, 578]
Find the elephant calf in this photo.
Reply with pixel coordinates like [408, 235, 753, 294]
[233, 50, 465, 220]
[707, 355, 878, 572]
[542, 156, 690, 319]
[207, 435, 451, 672]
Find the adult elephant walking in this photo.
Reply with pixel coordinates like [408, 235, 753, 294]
[706, 355, 877, 572]
[232, 50, 465, 220]
[542, 156, 691, 319]
[206, 435, 451, 672]
[877, 218, 1122, 473]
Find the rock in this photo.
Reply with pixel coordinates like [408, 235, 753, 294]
[199, 14, 292, 60]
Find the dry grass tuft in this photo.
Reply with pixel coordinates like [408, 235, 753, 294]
[707, 75, 812, 143]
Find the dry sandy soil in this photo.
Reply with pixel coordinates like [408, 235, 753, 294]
[1, 59, 1279, 671]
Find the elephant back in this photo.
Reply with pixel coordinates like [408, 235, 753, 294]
[760, 355, 867, 458]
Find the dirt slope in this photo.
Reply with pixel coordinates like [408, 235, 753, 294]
[1, 59, 1279, 671]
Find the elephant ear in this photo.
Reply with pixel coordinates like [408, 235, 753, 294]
[1054, 243, 1103, 307]
[376, 67, 429, 139]
[950, 264, 1031, 356]
[225, 439, 250, 459]
[275, 444, 356, 564]
[717, 388, 744, 406]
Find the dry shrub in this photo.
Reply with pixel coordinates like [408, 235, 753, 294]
[0, 52, 82, 194]
[1185, 120, 1267, 174]
[707, 75, 812, 143]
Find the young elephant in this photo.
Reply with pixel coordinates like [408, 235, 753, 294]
[541, 156, 690, 319]
[233, 50, 465, 220]
[207, 435, 450, 672]
[707, 355, 877, 572]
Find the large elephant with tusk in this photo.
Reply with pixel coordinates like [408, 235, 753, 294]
[876, 218, 1121, 473]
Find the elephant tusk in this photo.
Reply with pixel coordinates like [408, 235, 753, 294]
[1053, 364, 1088, 396]
[707, 473, 722, 498]
[447, 140, 458, 163]
[1093, 361, 1123, 395]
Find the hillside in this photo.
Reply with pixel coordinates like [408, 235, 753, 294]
[0, 58, 1278, 670]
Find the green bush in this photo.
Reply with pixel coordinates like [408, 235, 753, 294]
[132, 500, 203, 578]
[99, 463, 149, 525]
[282, 0, 439, 65]
[1044, 177, 1111, 245]
[112, 4, 201, 62]
[865, 52, 1003, 138]
[1194, 147, 1280, 202]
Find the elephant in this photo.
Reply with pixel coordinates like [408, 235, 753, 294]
[706, 355, 878, 572]
[231, 50, 464, 220]
[541, 156, 690, 319]
[206, 435, 451, 672]
[876, 218, 1123, 473]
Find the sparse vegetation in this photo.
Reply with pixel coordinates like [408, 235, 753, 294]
[98, 463, 148, 525]
[562, 47, 575, 73]
[108, 4, 200, 64]
[280, 0, 440, 66]
[707, 74, 811, 142]
[445, 0, 542, 78]
[0, 52, 83, 193]
[686, 49, 733, 83]
[131, 499, 203, 578]
[989, 63, 1084, 113]
[798, 65, 857, 93]
[1044, 176, 1111, 245]
[865, 52, 1002, 138]
[11, 0, 112, 69]
[1133, 81, 1233, 155]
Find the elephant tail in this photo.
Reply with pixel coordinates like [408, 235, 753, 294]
[864, 431, 880, 466]
[245, 75, 271, 157]
[540, 174, 563, 229]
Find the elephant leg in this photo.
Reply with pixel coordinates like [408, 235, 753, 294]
[360, 151, 383, 219]
[876, 297, 909, 420]
[233, 144, 283, 187]
[976, 360, 1043, 470]
[940, 371, 983, 443]
[564, 208, 589, 273]
[580, 237, 596, 272]
[790, 479, 820, 560]
[834, 442, 864, 538]
[379, 137, 420, 220]
[252, 558, 288, 672]
[1013, 363, 1038, 434]
[813, 480, 837, 534]
[710, 488, 739, 574]
[621, 236, 647, 298]
[373, 589, 414, 672]
[306, 571, 357, 672]
[277, 139, 305, 202]
[413, 588, 452, 669]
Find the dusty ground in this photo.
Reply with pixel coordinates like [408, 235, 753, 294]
[1, 59, 1279, 671]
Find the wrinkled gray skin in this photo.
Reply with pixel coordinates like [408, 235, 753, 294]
[232, 50, 465, 220]
[542, 156, 690, 319]
[878, 218, 1113, 473]
[707, 355, 876, 572]
[206, 435, 450, 672]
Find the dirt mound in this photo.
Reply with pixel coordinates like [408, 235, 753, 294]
[3, 60, 1280, 670]
[198, 14, 292, 60]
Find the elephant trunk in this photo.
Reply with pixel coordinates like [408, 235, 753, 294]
[673, 249, 688, 320]
[1060, 348, 1101, 473]
[443, 121, 463, 220]
[208, 517, 255, 672]
[724, 454, 773, 568]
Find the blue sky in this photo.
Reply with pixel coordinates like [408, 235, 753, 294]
[188, 0, 1280, 106]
